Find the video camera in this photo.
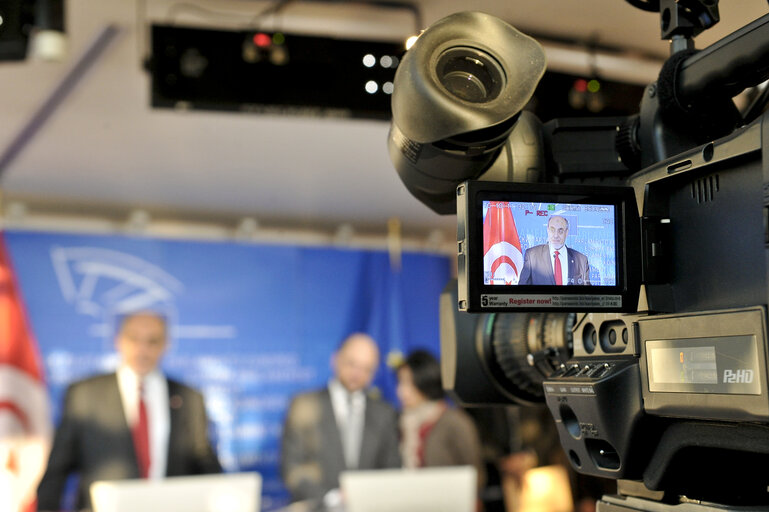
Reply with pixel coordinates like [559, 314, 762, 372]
[388, 1, 769, 510]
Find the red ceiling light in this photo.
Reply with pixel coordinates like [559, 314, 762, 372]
[253, 33, 271, 48]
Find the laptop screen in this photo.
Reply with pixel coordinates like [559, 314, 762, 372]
[340, 466, 477, 512]
[90, 472, 261, 512]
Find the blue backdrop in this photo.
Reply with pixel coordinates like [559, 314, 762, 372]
[3, 229, 451, 510]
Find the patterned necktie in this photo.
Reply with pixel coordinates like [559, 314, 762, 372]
[132, 381, 151, 478]
[554, 250, 563, 285]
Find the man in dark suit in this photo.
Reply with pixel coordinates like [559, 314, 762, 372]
[518, 215, 591, 286]
[280, 333, 401, 505]
[37, 311, 222, 511]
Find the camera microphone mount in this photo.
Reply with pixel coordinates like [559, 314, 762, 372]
[625, 0, 720, 53]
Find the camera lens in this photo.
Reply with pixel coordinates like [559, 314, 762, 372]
[435, 47, 505, 103]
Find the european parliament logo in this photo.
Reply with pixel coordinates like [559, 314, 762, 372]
[51, 246, 182, 320]
[49, 246, 236, 340]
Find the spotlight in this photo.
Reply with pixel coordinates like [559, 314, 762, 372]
[30, 0, 66, 61]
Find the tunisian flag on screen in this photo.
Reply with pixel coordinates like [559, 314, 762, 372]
[0, 233, 52, 512]
[483, 202, 524, 285]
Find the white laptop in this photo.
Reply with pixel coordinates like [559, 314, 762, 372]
[340, 466, 477, 512]
[90, 472, 261, 512]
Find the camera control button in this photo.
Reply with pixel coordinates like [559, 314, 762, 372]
[591, 363, 614, 379]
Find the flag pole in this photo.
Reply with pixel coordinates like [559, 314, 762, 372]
[387, 217, 402, 273]
[385, 217, 405, 370]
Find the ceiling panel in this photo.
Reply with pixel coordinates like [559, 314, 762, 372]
[0, 0, 766, 241]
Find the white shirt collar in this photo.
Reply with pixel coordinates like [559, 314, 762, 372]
[117, 364, 163, 388]
[328, 378, 365, 400]
[549, 243, 567, 254]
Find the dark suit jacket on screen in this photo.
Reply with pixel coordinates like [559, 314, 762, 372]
[37, 373, 222, 511]
[280, 388, 401, 503]
[518, 244, 591, 285]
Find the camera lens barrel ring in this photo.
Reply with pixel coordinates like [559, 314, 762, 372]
[487, 313, 574, 403]
[489, 313, 545, 402]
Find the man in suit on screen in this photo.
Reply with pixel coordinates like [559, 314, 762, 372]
[37, 311, 222, 511]
[280, 333, 401, 506]
[518, 215, 591, 286]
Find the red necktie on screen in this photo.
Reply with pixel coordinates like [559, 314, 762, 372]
[132, 382, 151, 478]
[554, 250, 563, 285]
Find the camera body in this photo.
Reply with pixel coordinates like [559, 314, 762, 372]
[389, 5, 769, 507]
[539, 115, 769, 502]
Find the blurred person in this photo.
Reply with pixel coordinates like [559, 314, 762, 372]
[470, 405, 613, 512]
[280, 333, 400, 505]
[395, 350, 485, 486]
[37, 311, 222, 511]
[465, 407, 519, 512]
[493, 405, 566, 512]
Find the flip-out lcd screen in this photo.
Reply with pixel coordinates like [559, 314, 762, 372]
[457, 181, 640, 312]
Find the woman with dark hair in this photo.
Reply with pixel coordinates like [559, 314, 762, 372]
[396, 349, 485, 480]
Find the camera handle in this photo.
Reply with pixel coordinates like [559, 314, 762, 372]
[638, 11, 769, 168]
[544, 10, 769, 178]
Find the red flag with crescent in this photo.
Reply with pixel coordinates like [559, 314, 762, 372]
[0, 233, 52, 512]
[483, 202, 524, 285]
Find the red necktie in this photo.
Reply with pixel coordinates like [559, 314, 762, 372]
[132, 382, 151, 478]
[554, 250, 563, 285]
